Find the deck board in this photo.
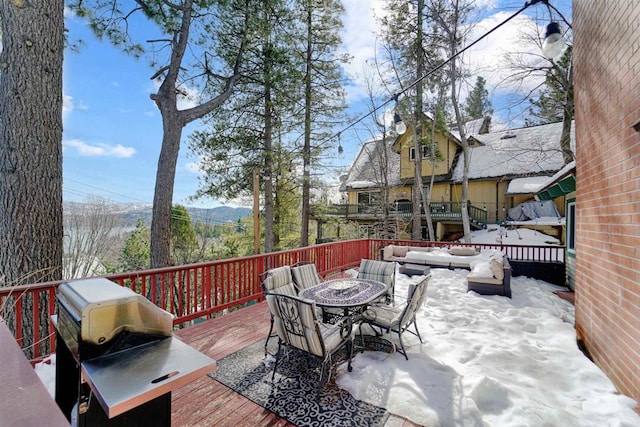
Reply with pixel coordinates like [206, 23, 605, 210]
[172, 301, 420, 427]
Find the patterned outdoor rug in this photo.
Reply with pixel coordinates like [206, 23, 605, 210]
[210, 336, 394, 426]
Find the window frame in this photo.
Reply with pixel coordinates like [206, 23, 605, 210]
[566, 199, 576, 255]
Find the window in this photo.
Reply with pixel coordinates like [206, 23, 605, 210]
[357, 191, 380, 205]
[409, 146, 431, 161]
[566, 200, 576, 255]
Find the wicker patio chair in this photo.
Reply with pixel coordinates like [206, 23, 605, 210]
[260, 266, 297, 356]
[265, 292, 353, 385]
[358, 274, 430, 360]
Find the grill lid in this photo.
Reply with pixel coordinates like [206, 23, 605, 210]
[57, 278, 173, 345]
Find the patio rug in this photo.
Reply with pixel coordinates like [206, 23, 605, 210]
[209, 336, 393, 426]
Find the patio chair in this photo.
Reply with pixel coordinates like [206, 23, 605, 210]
[291, 261, 322, 292]
[292, 261, 345, 322]
[358, 274, 430, 360]
[265, 292, 353, 385]
[357, 259, 396, 303]
[260, 266, 298, 356]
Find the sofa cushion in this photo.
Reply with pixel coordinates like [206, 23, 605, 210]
[448, 246, 477, 256]
[466, 275, 503, 285]
[405, 250, 450, 266]
[410, 246, 432, 253]
[490, 258, 504, 281]
[468, 261, 494, 279]
[393, 246, 409, 257]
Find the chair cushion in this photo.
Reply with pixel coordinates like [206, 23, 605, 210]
[264, 266, 297, 295]
[357, 260, 395, 286]
[292, 264, 321, 291]
[318, 322, 345, 353]
[363, 304, 403, 329]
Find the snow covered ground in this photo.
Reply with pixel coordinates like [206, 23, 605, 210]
[466, 222, 561, 245]
[336, 268, 640, 426]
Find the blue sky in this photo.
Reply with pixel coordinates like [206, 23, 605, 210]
[61, 0, 571, 208]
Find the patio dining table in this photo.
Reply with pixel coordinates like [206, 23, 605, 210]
[299, 277, 389, 320]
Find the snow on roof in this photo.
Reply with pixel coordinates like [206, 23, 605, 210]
[347, 180, 377, 189]
[452, 121, 576, 181]
[506, 176, 552, 194]
[537, 160, 576, 191]
[340, 137, 400, 191]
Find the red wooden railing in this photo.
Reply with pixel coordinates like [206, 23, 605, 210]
[0, 238, 563, 361]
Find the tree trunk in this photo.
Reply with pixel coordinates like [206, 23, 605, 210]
[150, 117, 183, 269]
[449, 32, 472, 243]
[560, 63, 574, 165]
[0, 0, 64, 357]
[263, 82, 275, 254]
[300, 0, 313, 248]
[411, 0, 426, 241]
[149, 0, 244, 268]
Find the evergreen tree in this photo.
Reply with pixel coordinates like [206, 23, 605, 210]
[170, 205, 199, 265]
[464, 76, 493, 120]
[68, 0, 254, 268]
[526, 47, 573, 126]
[120, 219, 151, 272]
[189, 0, 298, 254]
[380, 0, 446, 241]
[297, 0, 349, 247]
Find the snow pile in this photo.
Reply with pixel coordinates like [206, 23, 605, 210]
[336, 269, 640, 426]
[466, 225, 561, 245]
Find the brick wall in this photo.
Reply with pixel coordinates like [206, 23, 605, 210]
[573, 0, 640, 404]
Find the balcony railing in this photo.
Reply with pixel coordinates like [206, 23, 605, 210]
[0, 238, 564, 362]
[316, 201, 488, 227]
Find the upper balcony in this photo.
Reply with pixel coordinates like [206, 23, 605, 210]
[313, 201, 488, 229]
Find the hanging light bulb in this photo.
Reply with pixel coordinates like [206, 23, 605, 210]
[541, 22, 565, 59]
[337, 132, 344, 155]
[394, 112, 407, 135]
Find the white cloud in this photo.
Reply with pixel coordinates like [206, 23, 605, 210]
[340, 0, 387, 103]
[464, 11, 546, 95]
[63, 94, 87, 116]
[63, 139, 136, 158]
[184, 161, 203, 175]
[339, 2, 550, 115]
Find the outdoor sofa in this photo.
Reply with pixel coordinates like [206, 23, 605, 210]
[382, 244, 512, 297]
[382, 244, 498, 269]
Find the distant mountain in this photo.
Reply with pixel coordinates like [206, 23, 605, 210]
[63, 202, 251, 227]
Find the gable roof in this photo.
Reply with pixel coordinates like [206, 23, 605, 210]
[340, 137, 400, 191]
[451, 121, 576, 182]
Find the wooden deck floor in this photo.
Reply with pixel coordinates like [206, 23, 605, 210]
[172, 301, 421, 427]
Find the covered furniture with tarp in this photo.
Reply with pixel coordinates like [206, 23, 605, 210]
[507, 199, 560, 222]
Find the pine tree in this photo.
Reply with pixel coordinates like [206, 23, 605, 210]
[68, 0, 253, 268]
[527, 47, 573, 125]
[120, 219, 151, 272]
[464, 76, 493, 120]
